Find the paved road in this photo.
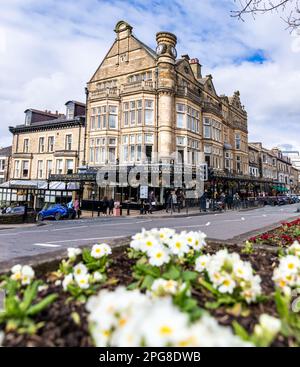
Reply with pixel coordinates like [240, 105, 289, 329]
[0, 204, 299, 265]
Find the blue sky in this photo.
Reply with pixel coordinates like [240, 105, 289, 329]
[0, 0, 299, 151]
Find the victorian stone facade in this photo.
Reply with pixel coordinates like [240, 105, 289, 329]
[0, 146, 12, 185]
[85, 21, 250, 200]
[1, 21, 299, 209]
[0, 102, 85, 208]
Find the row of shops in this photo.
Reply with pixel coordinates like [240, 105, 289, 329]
[0, 166, 296, 211]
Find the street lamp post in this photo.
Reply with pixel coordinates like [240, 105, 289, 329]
[92, 190, 95, 217]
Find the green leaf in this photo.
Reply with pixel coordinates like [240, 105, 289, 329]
[135, 263, 160, 278]
[182, 271, 198, 282]
[127, 281, 140, 290]
[162, 265, 181, 280]
[198, 278, 219, 296]
[141, 275, 154, 289]
[232, 321, 250, 341]
[27, 294, 58, 316]
[20, 281, 40, 312]
[274, 289, 289, 320]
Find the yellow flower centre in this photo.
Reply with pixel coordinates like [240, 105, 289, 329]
[279, 279, 286, 287]
[156, 252, 162, 259]
[223, 279, 231, 286]
[175, 242, 181, 248]
[102, 330, 111, 337]
[119, 318, 127, 327]
[288, 263, 295, 270]
[96, 248, 101, 253]
[159, 325, 172, 335]
[146, 241, 153, 247]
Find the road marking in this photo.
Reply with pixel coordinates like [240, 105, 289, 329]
[135, 219, 153, 224]
[45, 235, 127, 244]
[205, 222, 211, 226]
[52, 226, 88, 231]
[241, 217, 245, 221]
[33, 243, 61, 248]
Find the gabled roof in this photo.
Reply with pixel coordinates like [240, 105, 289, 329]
[0, 146, 12, 157]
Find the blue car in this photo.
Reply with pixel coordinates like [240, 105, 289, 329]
[37, 204, 76, 221]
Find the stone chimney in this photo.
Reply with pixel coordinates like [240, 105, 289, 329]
[189, 58, 202, 79]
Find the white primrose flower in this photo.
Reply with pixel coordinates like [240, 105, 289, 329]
[62, 273, 74, 291]
[76, 274, 90, 289]
[273, 253, 300, 295]
[10, 264, 22, 281]
[67, 247, 82, 260]
[288, 241, 300, 257]
[196, 249, 262, 303]
[280, 255, 300, 275]
[140, 297, 189, 347]
[184, 231, 207, 251]
[86, 287, 252, 347]
[93, 271, 103, 282]
[11, 265, 35, 285]
[91, 243, 112, 259]
[74, 263, 88, 278]
[151, 278, 179, 296]
[259, 314, 281, 335]
[195, 254, 211, 273]
[218, 276, 236, 294]
[168, 234, 190, 257]
[140, 236, 162, 255]
[156, 228, 176, 242]
[148, 246, 170, 267]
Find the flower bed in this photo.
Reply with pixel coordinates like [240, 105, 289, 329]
[1, 228, 300, 347]
[248, 218, 300, 247]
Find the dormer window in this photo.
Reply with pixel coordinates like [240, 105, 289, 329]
[66, 103, 74, 120]
[25, 111, 32, 126]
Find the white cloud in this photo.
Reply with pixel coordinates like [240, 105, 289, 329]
[0, 0, 299, 153]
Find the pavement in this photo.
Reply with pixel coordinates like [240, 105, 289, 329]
[0, 203, 299, 269]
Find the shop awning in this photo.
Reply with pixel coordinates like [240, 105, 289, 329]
[273, 186, 289, 192]
[0, 180, 80, 191]
[0, 180, 48, 189]
[46, 181, 80, 191]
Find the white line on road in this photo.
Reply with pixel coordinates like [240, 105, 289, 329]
[135, 220, 153, 224]
[33, 243, 61, 248]
[45, 235, 127, 244]
[52, 226, 89, 231]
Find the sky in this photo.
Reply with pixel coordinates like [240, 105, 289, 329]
[0, 0, 299, 152]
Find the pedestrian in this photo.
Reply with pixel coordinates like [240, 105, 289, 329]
[102, 196, 108, 216]
[22, 203, 28, 223]
[108, 197, 114, 216]
[74, 198, 81, 219]
[166, 192, 173, 213]
[200, 190, 207, 212]
[172, 191, 178, 212]
[176, 190, 183, 213]
[149, 191, 156, 214]
[227, 193, 233, 210]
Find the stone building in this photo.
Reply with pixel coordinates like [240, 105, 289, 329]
[0, 101, 85, 209]
[84, 21, 250, 201]
[0, 146, 12, 184]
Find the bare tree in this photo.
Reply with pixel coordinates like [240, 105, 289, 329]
[231, 0, 300, 31]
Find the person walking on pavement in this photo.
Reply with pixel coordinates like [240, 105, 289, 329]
[149, 191, 156, 214]
[102, 196, 109, 216]
[108, 197, 114, 216]
[74, 198, 81, 219]
[172, 191, 178, 213]
[166, 192, 173, 213]
[200, 190, 208, 212]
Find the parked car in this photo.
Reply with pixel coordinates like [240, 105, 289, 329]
[1, 206, 35, 215]
[37, 204, 76, 221]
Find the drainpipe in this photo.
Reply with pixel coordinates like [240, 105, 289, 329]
[83, 87, 89, 166]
